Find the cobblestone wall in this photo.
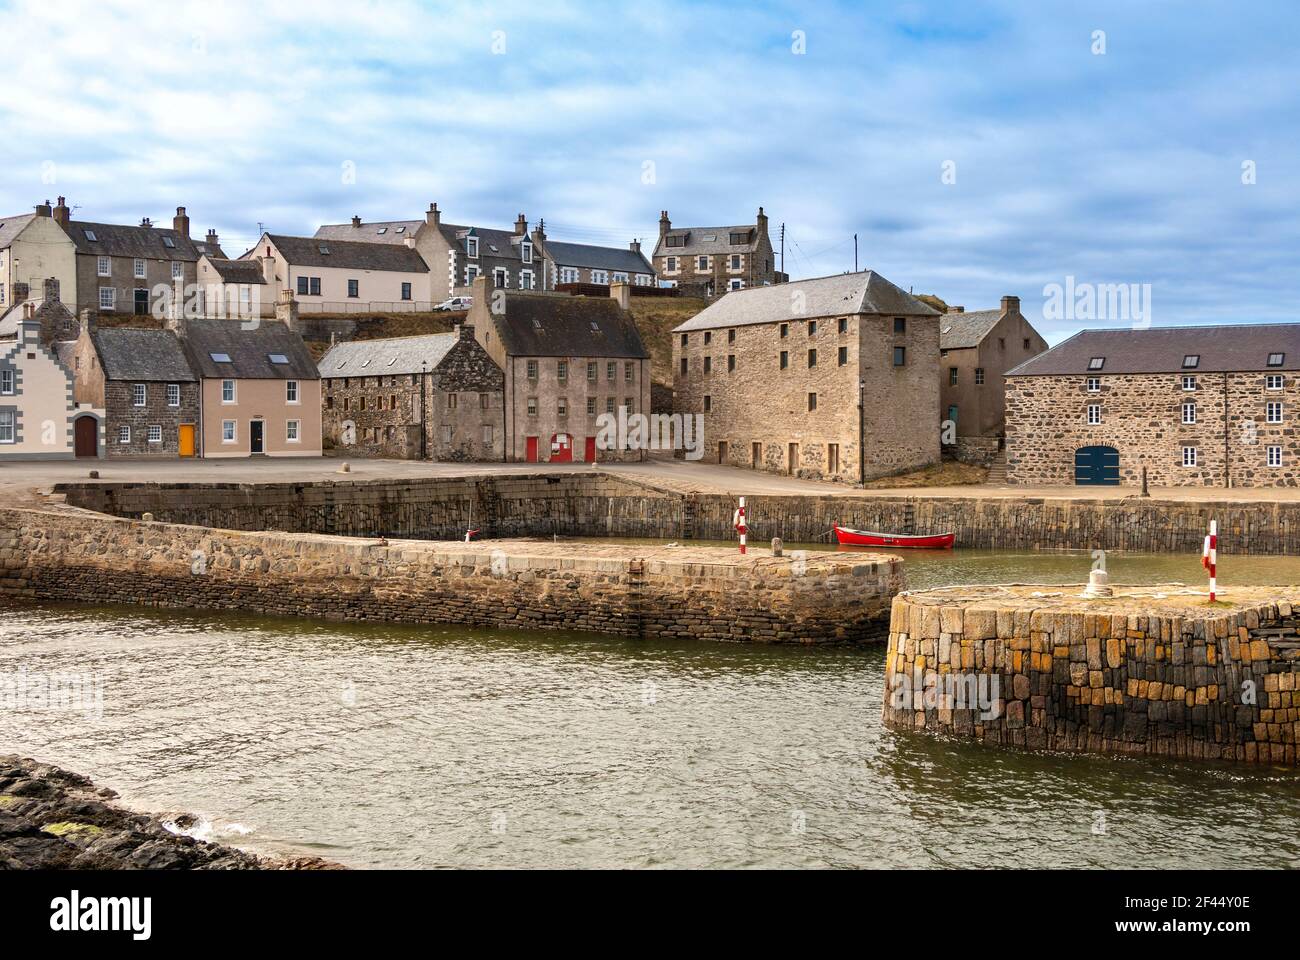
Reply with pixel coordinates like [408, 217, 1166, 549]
[882, 586, 1300, 765]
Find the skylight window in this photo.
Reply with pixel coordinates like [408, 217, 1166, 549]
[590, 322, 600, 332]
[377, 227, 388, 235]
[532, 319, 542, 329]
[210, 352, 232, 363]
[163, 237, 176, 248]
[1268, 353, 1285, 367]
[1182, 355, 1199, 368]
[336, 361, 346, 369]
[268, 353, 289, 364]
[84, 230, 98, 242]
[702, 234, 717, 241]
[395, 226, 405, 233]
[1088, 357, 1105, 370]
[319, 244, 330, 255]
[360, 359, 371, 367]
[386, 357, 397, 366]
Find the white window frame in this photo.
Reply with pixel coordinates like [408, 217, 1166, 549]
[521, 240, 532, 264]
[519, 269, 534, 290]
[466, 237, 479, 258]
[0, 410, 14, 443]
[1086, 404, 1101, 425]
[167, 383, 180, 407]
[560, 266, 579, 284]
[221, 379, 236, 404]
[1182, 402, 1196, 424]
[171, 261, 184, 280]
[591, 270, 608, 285]
[97, 256, 111, 277]
[729, 279, 744, 291]
[99, 287, 116, 311]
[1267, 401, 1283, 424]
[147, 424, 162, 444]
[286, 419, 301, 442]
[1268, 374, 1285, 391]
[0, 369, 13, 395]
[1182, 375, 1196, 391]
[222, 419, 237, 442]
[1268, 445, 1282, 467]
[1182, 446, 1198, 467]
[465, 265, 480, 284]
[665, 257, 678, 273]
[118, 425, 131, 444]
[696, 256, 709, 272]
[133, 258, 146, 279]
[286, 380, 300, 404]
[1086, 377, 1100, 393]
[131, 383, 147, 406]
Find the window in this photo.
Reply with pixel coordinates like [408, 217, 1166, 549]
[727, 329, 736, 343]
[1, 370, 13, 395]
[948, 367, 958, 386]
[0, 410, 12, 443]
[1086, 377, 1100, 392]
[466, 266, 479, 283]
[808, 349, 817, 368]
[666, 235, 684, 247]
[1182, 402, 1196, 424]
[727, 355, 735, 372]
[558, 398, 568, 418]
[1182, 355, 1199, 369]
[494, 268, 509, 288]
[118, 425, 131, 444]
[780, 351, 788, 369]
[269, 353, 289, 365]
[527, 398, 538, 417]
[482, 425, 494, 444]
[521, 241, 532, 264]
[447, 393, 458, 410]
[97, 256, 111, 277]
[210, 352, 232, 364]
[1182, 375, 1197, 391]
[730, 254, 741, 270]
[557, 360, 568, 384]
[624, 396, 633, 412]
[838, 318, 847, 334]
[680, 357, 688, 376]
[893, 346, 906, 366]
[893, 318, 906, 334]
[171, 262, 183, 280]
[99, 288, 116, 310]
[310, 277, 321, 296]
[84, 229, 98, 242]
[703, 395, 712, 412]
[401, 282, 412, 301]
[697, 256, 708, 271]
[163, 236, 176, 248]
[780, 323, 788, 338]
[1268, 401, 1283, 423]
[808, 393, 817, 412]
[1269, 445, 1282, 467]
[704, 331, 712, 345]
[1087, 404, 1101, 425]
[287, 420, 300, 442]
[625, 362, 635, 382]
[467, 237, 479, 258]
[1268, 353, 1285, 367]
[132, 383, 146, 407]
[0, 283, 4, 305]
[838, 346, 848, 366]
[586, 397, 596, 416]
[297, 276, 309, 295]
[808, 320, 817, 335]
[221, 379, 235, 403]
[222, 420, 236, 442]
[133, 259, 146, 279]
[666, 257, 677, 272]
[347, 279, 359, 298]
[1268, 374, 1284, 390]
[286, 380, 299, 403]
[147, 425, 162, 444]
[520, 271, 534, 290]
[975, 368, 985, 385]
[704, 356, 712, 374]
[527, 360, 539, 380]
[1088, 357, 1105, 370]
[1182, 446, 1198, 467]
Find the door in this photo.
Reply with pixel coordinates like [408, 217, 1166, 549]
[526, 436, 539, 462]
[550, 432, 572, 463]
[73, 415, 97, 458]
[828, 443, 840, 475]
[751, 442, 761, 468]
[178, 424, 196, 458]
[788, 442, 799, 475]
[718, 440, 728, 464]
[1074, 445, 1119, 485]
[584, 436, 597, 462]
[250, 419, 264, 455]
[134, 288, 149, 316]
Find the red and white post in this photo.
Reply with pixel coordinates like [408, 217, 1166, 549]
[1201, 519, 1218, 601]
[733, 497, 747, 555]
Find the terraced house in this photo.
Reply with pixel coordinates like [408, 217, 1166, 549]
[0, 306, 83, 460]
[532, 223, 655, 287]
[318, 325, 504, 461]
[1006, 324, 1300, 487]
[652, 207, 783, 296]
[244, 233, 432, 312]
[672, 271, 941, 483]
[0, 202, 78, 313]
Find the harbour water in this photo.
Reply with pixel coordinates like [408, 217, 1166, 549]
[3, 548, 1300, 868]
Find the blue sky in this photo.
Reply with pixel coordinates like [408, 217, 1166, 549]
[2, 0, 1297, 341]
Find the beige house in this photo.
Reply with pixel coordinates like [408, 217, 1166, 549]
[0, 204, 78, 315]
[244, 233, 432, 312]
[196, 254, 273, 319]
[939, 296, 1047, 439]
[0, 306, 92, 460]
[172, 316, 320, 458]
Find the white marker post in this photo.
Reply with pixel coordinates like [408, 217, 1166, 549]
[733, 497, 747, 555]
[1201, 519, 1218, 601]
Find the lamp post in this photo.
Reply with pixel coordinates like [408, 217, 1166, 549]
[858, 377, 866, 487]
[420, 359, 429, 461]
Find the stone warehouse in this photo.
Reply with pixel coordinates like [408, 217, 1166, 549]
[652, 207, 785, 296]
[467, 277, 652, 463]
[319, 325, 505, 461]
[1007, 324, 1300, 487]
[672, 271, 942, 483]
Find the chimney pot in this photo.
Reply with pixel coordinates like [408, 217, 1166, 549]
[174, 206, 191, 237]
[352, 215, 362, 227]
[1001, 295, 1020, 315]
[427, 202, 441, 227]
[52, 197, 70, 227]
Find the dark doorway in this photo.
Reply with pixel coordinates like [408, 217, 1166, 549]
[250, 419, 264, 455]
[1074, 445, 1119, 485]
[134, 288, 149, 316]
[73, 415, 98, 457]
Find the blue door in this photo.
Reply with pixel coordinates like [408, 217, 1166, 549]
[1074, 445, 1119, 485]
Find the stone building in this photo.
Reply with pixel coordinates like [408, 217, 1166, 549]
[67, 319, 201, 458]
[315, 204, 543, 300]
[532, 222, 655, 287]
[939, 295, 1048, 438]
[0, 279, 80, 345]
[467, 277, 651, 462]
[652, 207, 784, 296]
[671, 270, 941, 483]
[318, 326, 505, 461]
[1006, 324, 1300, 487]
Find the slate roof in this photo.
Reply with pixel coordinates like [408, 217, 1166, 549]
[66, 220, 225, 261]
[439, 223, 527, 261]
[204, 258, 267, 284]
[264, 234, 428, 273]
[1007, 324, 1300, 377]
[493, 294, 649, 359]
[91, 327, 198, 382]
[319, 332, 462, 378]
[314, 220, 423, 244]
[0, 213, 35, 250]
[672, 271, 940, 333]
[544, 240, 654, 276]
[940, 309, 1003, 350]
[179, 318, 318, 380]
[654, 224, 757, 258]
[0, 298, 76, 339]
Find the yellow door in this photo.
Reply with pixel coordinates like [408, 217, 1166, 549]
[179, 424, 196, 458]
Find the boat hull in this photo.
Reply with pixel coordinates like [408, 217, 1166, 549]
[833, 526, 955, 549]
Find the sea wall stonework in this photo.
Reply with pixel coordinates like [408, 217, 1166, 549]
[0, 506, 902, 643]
[882, 588, 1300, 765]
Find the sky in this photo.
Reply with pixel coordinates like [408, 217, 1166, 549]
[1, 0, 1298, 342]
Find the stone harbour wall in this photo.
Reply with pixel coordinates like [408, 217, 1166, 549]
[882, 586, 1300, 765]
[0, 506, 903, 644]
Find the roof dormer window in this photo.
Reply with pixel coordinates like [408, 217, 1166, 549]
[1182, 355, 1199, 369]
[466, 237, 479, 258]
[1088, 357, 1105, 370]
[1269, 353, 1285, 367]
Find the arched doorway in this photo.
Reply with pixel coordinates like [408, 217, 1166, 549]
[1074, 445, 1119, 485]
[73, 414, 99, 458]
[549, 432, 573, 462]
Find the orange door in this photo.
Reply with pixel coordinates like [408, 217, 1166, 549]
[178, 424, 196, 458]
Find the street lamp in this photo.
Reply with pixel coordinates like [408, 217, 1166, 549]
[858, 377, 866, 487]
[420, 359, 429, 461]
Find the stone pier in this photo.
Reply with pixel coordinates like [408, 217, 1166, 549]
[883, 585, 1300, 765]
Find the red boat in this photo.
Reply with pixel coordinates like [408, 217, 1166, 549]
[833, 525, 955, 549]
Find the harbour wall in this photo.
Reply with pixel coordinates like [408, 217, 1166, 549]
[0, 506, 902, 643]
[56, 474, 1300, 554]
[882, 587, 1300, 766]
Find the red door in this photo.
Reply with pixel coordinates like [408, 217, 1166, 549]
[584, 436, 597, 462]
[550, 433, 573, 463]
[526, 436, 539, 462]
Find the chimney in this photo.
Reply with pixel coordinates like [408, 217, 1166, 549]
[426, 202, 441, 228]
[756, 206, 768, 235]
[404, 237, 417, 249]
[609, 280, 631, 312]
[352, 215, 362, 228]
[173, 206, 190, 237]
[658, 210, 671, 238]
[12, 282, 29, 306]
[43, 278, 60, 303]
[34, 200, 52, 217]
[629, 238, 641, 254]
[206, 228, 219, 250]
[261, 255, 276, 286]
[80, 309, 96, 337]
[459, 323, 475, 341]
[19, 304, 41, 347]
[276, 288, 299, 331]
[515, 213, 527, 236]
[53, 197, 70, 227]
[1001, 295, 1020, 317]
[165, 311, 187, 336]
